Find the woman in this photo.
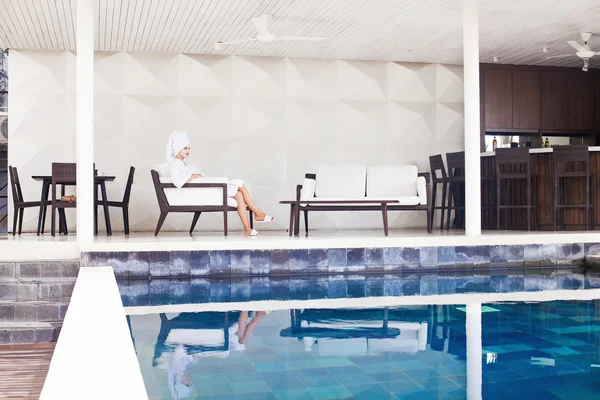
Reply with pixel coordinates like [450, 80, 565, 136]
[166, 131, 273, 236]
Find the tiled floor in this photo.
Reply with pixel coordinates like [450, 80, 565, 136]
[0, 343, 55, 399]
[128, 299, 600, 400]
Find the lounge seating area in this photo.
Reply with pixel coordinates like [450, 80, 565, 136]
[282, 165, 432, 237]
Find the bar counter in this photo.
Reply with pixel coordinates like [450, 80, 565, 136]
[480, 147, 600, 231]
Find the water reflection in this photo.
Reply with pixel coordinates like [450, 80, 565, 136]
[129, 300, 600, 399]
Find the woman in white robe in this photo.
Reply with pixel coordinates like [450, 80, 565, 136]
[166, 131, 273, 236]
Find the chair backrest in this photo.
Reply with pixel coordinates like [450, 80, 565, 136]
[495, 148, 530, 177]
[446, 151, 465, 178]
[553, 145, 589, 175]
[8, 166, 24, 204]
[122, 166, 135, 205]
[51, 163, 76, 202]
[151, 170, 169, 210]
[429, 154, 447, 182]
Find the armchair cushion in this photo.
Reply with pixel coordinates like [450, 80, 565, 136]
[162, 177, 236, 207]
[156, 163, 170, 177]
[315, 165, 366, 198]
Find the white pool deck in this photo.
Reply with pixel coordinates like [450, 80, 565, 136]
[2, 229, 600, 260]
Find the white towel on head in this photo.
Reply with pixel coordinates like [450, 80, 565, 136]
[166, 131, 191, 162]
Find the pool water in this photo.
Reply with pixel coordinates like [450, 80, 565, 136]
[127, 299, 600, 400]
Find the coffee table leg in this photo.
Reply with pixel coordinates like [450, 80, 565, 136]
[382, 203, 389, 236]
[294, 205, 301, 236]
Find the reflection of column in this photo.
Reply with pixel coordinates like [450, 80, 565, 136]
[466, 302, 482, 400]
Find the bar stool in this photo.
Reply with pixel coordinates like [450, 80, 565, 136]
[495, 148, 537, 231]
[445, 151, 465, 230]
[553, 145, 595, 231]
[429, 154, 449, 230]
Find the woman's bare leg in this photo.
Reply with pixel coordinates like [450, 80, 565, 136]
[234, 192, 253, 234]
[238, 185, 269, 221]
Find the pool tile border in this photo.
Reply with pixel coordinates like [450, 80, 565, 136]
[78, 242, 599, 278]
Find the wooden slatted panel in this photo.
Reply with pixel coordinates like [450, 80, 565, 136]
[0, 343, 55, 400]
[3, 0, 600, 66]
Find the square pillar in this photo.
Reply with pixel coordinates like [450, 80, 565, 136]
[463, 8, 482, 236]
[76, 0, 95, 243]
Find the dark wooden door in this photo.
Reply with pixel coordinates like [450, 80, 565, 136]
[512, 70, 540, 130]
[541, 71, 569, 130]
[568, 73, 594, 131]
[484, 69, 512, 129]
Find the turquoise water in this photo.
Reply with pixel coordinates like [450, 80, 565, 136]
[127, 299, 600, 399]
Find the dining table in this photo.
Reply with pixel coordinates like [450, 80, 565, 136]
[32, 175, 115, 236]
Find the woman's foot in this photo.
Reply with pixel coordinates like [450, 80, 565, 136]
[243, 229, 259, 236]
[255, 213, 274, 222]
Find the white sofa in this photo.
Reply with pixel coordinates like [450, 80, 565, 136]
[292, 165, 432, 235]
[150, 164, 252, 236]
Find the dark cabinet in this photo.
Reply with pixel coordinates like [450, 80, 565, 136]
[512, 71, 540, 130]
[484, 69, 512, 129]
[567, 73, 594, 131]
[541, 71, 569, 130]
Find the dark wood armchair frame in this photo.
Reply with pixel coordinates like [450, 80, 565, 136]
[294, 172, 433, 235]
[151, 170, 253, 236]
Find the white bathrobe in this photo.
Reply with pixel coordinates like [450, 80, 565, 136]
[169, 159, 244, 197]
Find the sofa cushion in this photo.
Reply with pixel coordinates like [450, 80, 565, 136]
[315, 165, 366, 198]
[307, 196, 419, 206]
[367, 165, 418, 197]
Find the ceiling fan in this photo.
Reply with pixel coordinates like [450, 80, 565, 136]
[213, 14, 326, 50]
[544, 32, 600, 71]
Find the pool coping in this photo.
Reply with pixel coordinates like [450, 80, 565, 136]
[40, 267, 148, 400]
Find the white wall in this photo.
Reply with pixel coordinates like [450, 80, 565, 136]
[9, 50, 464, 233]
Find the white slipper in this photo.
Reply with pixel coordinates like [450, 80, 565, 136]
[243, 229, 259, 236]
[255, 214, 274, 223]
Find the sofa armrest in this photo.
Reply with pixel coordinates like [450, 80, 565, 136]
[296, 185, 302, 201]
[416, 173, 430, 206]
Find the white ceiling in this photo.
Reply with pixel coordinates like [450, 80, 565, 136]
[2, 0, 600, 67]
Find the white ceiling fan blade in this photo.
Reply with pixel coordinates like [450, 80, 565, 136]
[251, 16, 272, 35]
[220, 38, 256, 45]
[567, 40, 586, 52]
[543, 54, 574, 59]
[276, 35, 326, 41]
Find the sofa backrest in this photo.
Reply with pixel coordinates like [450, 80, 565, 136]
[367, 165, 418, 197]
[315, 165, 366, 198]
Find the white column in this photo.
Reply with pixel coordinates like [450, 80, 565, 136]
[76, 0, 94, 243]
[466, 302, 482, 400]
[463, 7, 482, 236]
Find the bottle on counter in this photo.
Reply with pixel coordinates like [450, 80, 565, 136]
[492, 136, 497, 151]
[544, 138, 550, 148]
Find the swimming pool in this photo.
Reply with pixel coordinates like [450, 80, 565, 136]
[124, 270, 600, 400]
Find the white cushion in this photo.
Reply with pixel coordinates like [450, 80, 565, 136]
[155, 163, 169, 177]
[300, 178, 316, 201]
[315, 165, 366, 198]
[416, 176, 427, 205]
[307, 196, 420, 206]
[367, 165, 418, 197]
[161, 177, 237, 207]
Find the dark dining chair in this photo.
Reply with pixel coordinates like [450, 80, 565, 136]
[97, 166, 135, 235]
[553, 145, 595, 231]
[445, 151, 465, 230]
[51, 163, 77, 237]
[9, 166, 49, 235]
[495, 148, 537, 231]
[429, 154, 449, 230]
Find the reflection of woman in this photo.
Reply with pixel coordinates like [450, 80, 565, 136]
[230, 311, 268, 350]
[166, 131, 274, 236]
[168, 345, 199, 399]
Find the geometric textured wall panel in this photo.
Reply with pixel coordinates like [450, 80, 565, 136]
[9, 50, 464, 232]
